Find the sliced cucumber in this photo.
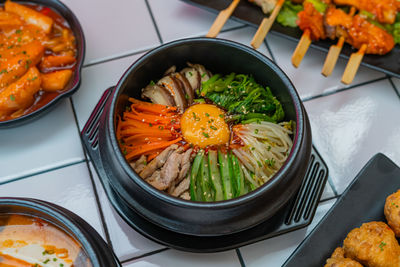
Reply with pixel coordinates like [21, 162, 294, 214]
[218, 150, 233, 200]
[208, 150, 223, 201]
[190, 150, 204, 201]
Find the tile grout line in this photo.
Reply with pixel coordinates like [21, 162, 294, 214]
[219, 24, 248, 34]
[388, 76, 400, 100]
[0, 159, 86, 187]
[81, 25, 249, 69]
[319, 195, 340, 204]
[83, 47, 151, 69]
[120, 248, 170, 264]
[264, 39, 277, 62]
[236, 248, 246, 267]
[302, 76, 388, 102]
[83, 159, 115, 249]
[145, 0, 164, 44]
[327, 176, 339, 197]
[68, 98, 114, 250]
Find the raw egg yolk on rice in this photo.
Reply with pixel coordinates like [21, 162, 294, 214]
[180, 104, 230, 148]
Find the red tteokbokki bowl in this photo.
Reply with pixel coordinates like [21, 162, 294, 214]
[0, 0, 85, 128]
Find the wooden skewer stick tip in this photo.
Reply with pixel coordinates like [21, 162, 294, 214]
[206, 0, 240, 38]
[321, 37, 345, 77]
[250, 0, 284, 49]
[292, 29, 311, 68]
[341, 44, 367, 85]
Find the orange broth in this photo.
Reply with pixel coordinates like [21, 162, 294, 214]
[0, 214, 91, 267]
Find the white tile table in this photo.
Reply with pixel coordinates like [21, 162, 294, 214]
[1, 0, 399, 266]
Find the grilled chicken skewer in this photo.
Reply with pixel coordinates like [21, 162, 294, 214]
[206, 0, 241, 38]
[333, 0, 398, 24]
[292, 0, 329, 67]
[323, 7, 395, 84]
[321, 7, 356, 76]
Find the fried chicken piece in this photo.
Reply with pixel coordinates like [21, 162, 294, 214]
[384, 189, 400, 237]
[343, 221, 400, 267]
[333, 0, 398, 24]
[325, 247, 363, 267]
[324, 7, 395, 55]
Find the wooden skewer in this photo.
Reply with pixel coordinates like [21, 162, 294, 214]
[251, 0, 285, 49]
[341, 43, 367, 85]
[206, 0, 240, 38]
[292, 29, 311, 68]
[321, 7, 356, 77]
[321, 37, 345, 76]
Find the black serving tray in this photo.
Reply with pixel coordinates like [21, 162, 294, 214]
[182, 0, 400, 78]
[81, 87, 329, 252]
[283, 153, 400, 266]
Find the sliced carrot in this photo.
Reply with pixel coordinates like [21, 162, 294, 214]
[128, 97, 176, 114]
[147, 150, 162, 162]
[123, 112, 172, 124]
[117, 97, 182, 161]
[119, 118, 155, 129]
[120, 128, 173, 138]
[182, 143, 192, 151]
[124, 136, 163, 145]
[121, 133, 172, 141]
[125, 137, 182, 160]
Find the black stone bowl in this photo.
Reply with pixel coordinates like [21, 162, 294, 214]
[0, 197, 121, 266]
[0, 0, 85, 128]
[98, 37, 312, 236]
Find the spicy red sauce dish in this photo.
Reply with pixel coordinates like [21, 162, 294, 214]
[0, 0, 85, 128]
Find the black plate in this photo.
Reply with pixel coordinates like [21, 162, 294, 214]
[81, 87, 329, 252]
[182, 0, 400, 78]
[0, 0, 85, 128]
[283, 153, 400, 266]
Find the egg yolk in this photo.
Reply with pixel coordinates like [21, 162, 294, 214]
[180, 104, 230, 148]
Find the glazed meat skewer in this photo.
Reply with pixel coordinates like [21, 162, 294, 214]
[321, 7, 356, 77]
[333, 0, 398, 24]
[323, 7, 395, 84]
[293, 2, 395, 83]
[292, 0, 330, 67]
